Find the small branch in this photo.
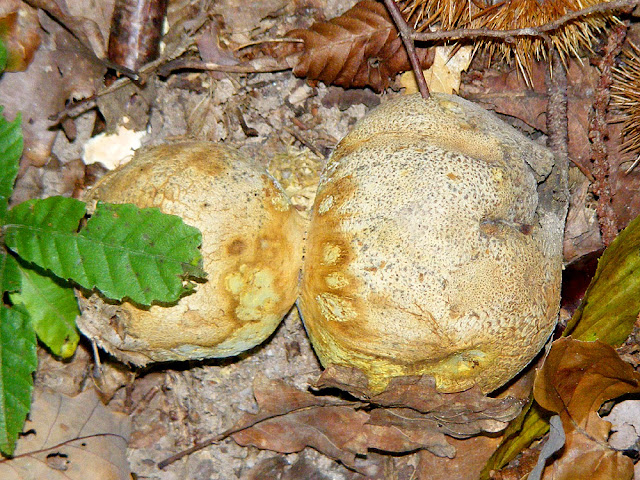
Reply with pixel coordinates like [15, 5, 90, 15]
[383, 0, 430, 99]
[156, 57, 292, 77]
[590, 23, 628, 245]
[411, 0, 637, 43]
[0, 433, 128, 463]
[546, 49, 569, 166]
[157, 400, 357, 469]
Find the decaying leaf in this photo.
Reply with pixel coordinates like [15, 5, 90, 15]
[26, 0, 114, 58]
[0, 1, 41, 72]
[286, 0, 433, 92]
[532, 338, 640, 479]
[417, 435, 504, 480]
[231, 366, 525, 473]
[0, 387, 131, 480]
[401, 45, 472, 95]
[231, 375, 454, 472]
[315, 365, 525, 437]
[0, 13, 104, 167]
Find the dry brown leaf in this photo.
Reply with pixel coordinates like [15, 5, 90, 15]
[287, 0, 433, 92]
[0, 12, 104, 168]
[417, 435, 504, 480]
[230, 375, 456, 472]
[401, 45, 472, 95]
[0, 387, 131, 480]
[0, 1, 41, 71]
[27, 0, 114, 58]
[532, 337, 640, 479]
[315, 365, 524, 438]
[231, 368, 525, 473]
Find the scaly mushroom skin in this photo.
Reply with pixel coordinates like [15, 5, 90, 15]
[299, 93, 566, 393]
[77, 142, 306, 365]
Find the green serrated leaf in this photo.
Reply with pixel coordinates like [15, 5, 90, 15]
[0, 248, 20, 294]
[10, 262, 79, 358]
[565, 213, 640, 345]
[0, 107, 23, 223]
[0, 39, 6, 73]
[4, 199, 205, 305]
[0, 305, 37, 456]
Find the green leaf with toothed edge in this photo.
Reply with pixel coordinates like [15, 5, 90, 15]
[0, 248, 20, 294]
[10, 261, 80, 359]
[0, 305, 37, 456]
[4, 198, 206, 306]
[0, 106, 22, 224]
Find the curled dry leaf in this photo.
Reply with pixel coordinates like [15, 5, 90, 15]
[315, 365, 525, 438]
[231, 375, 456, 472]
[0, 387, 131, 480]
[0, 1, 41, 71]
[231, 367, 526, 472]
[27, 0, 114, 58]
[286, 0, 433, 92]
[0, 13, 105, 167]
[533, 337, 640, 479]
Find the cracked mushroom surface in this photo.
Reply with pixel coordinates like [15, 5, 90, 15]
[299, 93, 567, 393]
[77, 142, 306, 365]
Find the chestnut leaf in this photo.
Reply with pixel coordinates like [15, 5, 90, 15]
[9, 262, 79, 359]
[0, 106, 22, 223]
[3, 197, 206, 306]
[0, 305, 37, 456]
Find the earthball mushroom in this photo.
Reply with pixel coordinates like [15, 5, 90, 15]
[77, 142, 306, 365]
[299, 93, 567, 393]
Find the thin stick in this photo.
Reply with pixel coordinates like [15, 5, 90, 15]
[383, 0, 430, 99]
[156, 58, 292, 77]
[590, 23, 628, 245]
[157, 400, 357, 469]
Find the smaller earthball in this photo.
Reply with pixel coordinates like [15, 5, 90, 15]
[77, 142, 306, 365]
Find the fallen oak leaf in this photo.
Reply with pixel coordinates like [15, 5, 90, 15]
[161, 369, 523, 470]
[231, 375, 456, 470]
[315, 364, 524, 437]
[232, 404, 373, 470]
[532, 337, 640, 479]
[0, 387, 131, 480]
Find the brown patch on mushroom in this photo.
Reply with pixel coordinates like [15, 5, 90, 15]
[226, 238, 246, 255]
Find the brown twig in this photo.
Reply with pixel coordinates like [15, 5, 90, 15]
[0, 433, 128, 463]
[590, 23, 628, 246]
[410, 0, 637, 43]
[383, 0, 430, 99]
[284, 126, 325, 158]
[157, 400, 357, 469]
[546, 49, 569, 168]
[156, 57, 292, 77]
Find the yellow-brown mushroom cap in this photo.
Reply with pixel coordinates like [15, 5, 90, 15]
[77, 142, 306, 365]
[299, 93, 565, 393]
